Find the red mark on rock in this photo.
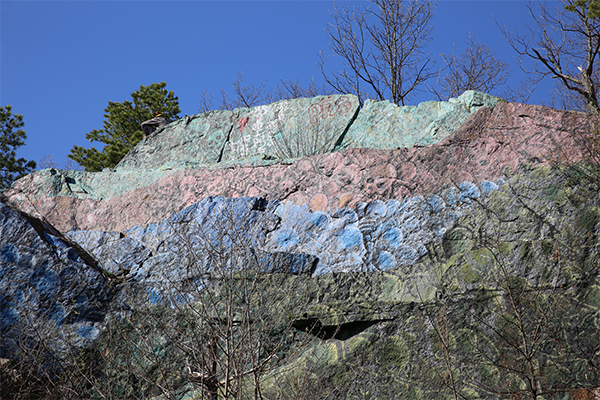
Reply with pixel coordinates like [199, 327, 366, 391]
[237, 117, 249, 131]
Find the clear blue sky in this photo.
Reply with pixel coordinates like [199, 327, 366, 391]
[2, 0, 558, 170]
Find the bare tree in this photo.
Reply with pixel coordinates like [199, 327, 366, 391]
[198, 90, 217, 114]
[410, 158, 600, 399]
[223, 72, 275, 110]
[38, 154, 84, 171]
[200, 73, 333, 113]
[274, 78, 334, 101]
[318, 0, 437, 105]
[38, 154, 60, 170]
[501, 0, 600, 113]
[199, 72, 275, 113]
[431, 35, 511, 101]
[67, 200, 320, 400]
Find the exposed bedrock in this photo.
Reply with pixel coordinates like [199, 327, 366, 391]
[0, 203, 112, 357]
[2, 98, 592, 233]
[65, 178, 490, 286]
[1, 90, 600, 398]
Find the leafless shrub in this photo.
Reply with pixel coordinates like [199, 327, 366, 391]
[269, 119, 340, 161]
[408, 162, 600, 399]
[38, 154, 60, 170]
[199, 73, 333, 113]
[38, 154, 84, 171]
[431, 35, 511, 101]
[1, 198, 332, 400]
[72, 200, 324, 400]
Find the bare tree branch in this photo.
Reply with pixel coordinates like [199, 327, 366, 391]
[431, 35, 511, 101]
[500, 0, 600, 112]
[319, 0, 437, 106]
[200, 73, 333, 113]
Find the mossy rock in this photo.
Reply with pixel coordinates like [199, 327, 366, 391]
[497, 241, 513, 255]
[460, 263, 482, 284]
[456, 328, 477, 353]
[443, 226, 473, 257]
[530, 164, 552, 179]
[518, 240, 536, 262]
[379, 336, 409, 369]
[479, 363, 500, 387]
[584, 285, 600, 308]
[577, 206, 600, 232]
[460, 387, 482, 399]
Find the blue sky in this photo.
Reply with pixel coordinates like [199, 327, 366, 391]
[2, 0, 559, 170]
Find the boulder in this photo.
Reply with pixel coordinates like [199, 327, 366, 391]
[0, 203, 111, 359]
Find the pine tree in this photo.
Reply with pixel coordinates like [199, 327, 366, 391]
[0, 105, 36, 190]
[69, 82, 180, 172]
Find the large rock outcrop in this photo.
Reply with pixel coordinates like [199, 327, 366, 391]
[1, 94, 591, 233]
[55, 164, 600, 400]
[1, 91, 599, 399]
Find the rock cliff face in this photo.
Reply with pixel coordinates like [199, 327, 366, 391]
[1, 91, 599, 399]
[1, 92, 589, 234]
[0, 204, 111, 353]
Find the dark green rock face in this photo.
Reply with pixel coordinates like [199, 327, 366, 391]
[59, 165, 600, 400]
[258, 165, 600, 400]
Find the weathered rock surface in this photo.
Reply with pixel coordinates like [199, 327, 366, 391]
[66, 197, 319, 306]
[340, 90, 502, 150]
[265, 179, 490, 275]
[0, 204, 111, 358]
[105, 91, 496, 172]
[117, 94, 360, 170]
[60, 178, 492, 297]
[278, 164, 600, 399]
[2, 91, 600, 399]
[81, 164, 600, 400]
[0, 175, 499, 358]
[2, 100, 591, 233]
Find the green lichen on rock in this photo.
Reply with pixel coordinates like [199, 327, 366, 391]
[133, 163, 600, 400]
[69, 162, 596, 400]
[577, 206, 600, 231]
[339, 90, 503, 150]
[260, 163, 600, 399]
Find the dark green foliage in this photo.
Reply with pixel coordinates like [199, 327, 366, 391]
[565, 0, 600, 18]
[0, 105, 36, 190]
[69, 82, 180, 171]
